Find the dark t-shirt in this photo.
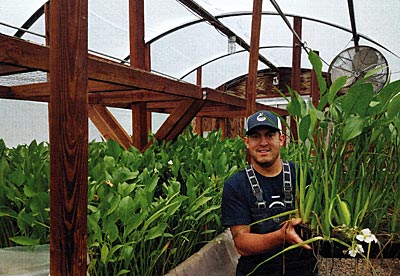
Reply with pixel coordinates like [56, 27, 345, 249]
[221, 162, 317, 275]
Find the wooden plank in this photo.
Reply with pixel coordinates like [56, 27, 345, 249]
[245, 0, 263, 117]
[88, 104, 133, 150]
[129, 0, 146, 70]
[132, 102, 148, 149]
[0, 65, 32, 76]
[48, 0, 88, 275]
[2, 82, 183, 104]
[290, 16, 302, 92]
[290, 16, 302, 141]
[0, 34, 203, 99]
[204, 88, 246, 108]
[130, 0, 149, 151]
[153, 99, 204, 142]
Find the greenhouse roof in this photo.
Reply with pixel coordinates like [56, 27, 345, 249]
[1, 0, 400, 146]
[2, 0, 399, 84]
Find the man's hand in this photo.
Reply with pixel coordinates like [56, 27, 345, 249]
[281, 218, 312, 250]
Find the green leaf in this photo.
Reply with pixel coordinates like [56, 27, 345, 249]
[104, 221, 119, 243]
[116, 270, 131, 276]
[308, 50, 327, 93]
[287, 89, 302, 117]
[328, 75, 347, 103]
[189, 196, 212, 212]
[342, 116, 365, 141]
[100, 244, 109, 264]
[387, 92, 400, 118]
[118, 196, 134, 224]
[145, 223, 168, 241]
[299, 114, 311, 142]
[9, 236, 40, 246]
[341, 83, 374, 116]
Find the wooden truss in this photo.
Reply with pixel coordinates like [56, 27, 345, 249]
[0, 0, 320, 274]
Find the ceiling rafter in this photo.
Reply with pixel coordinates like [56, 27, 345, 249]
[175, 0, 278, 71]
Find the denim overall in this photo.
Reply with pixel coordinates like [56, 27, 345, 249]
[236, 162, 317, 276]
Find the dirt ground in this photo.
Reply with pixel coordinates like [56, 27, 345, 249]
[318, 257, 400, 276]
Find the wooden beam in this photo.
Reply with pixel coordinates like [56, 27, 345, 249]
[130, 0, 149, 150]
[88, 104, 133, 150]
[290, 16, 302, 92]
[152, 99, 205, 142]
[0, 65, 32, 76]
[129, 0, 146, 70]
[195, 67, 203, 136]
[0, 34, 203, 99]
[245, 0, 263, 117]
[290, 16, 302, 142]
[132, 102, 148, 149]
[48, 0, 88, 274]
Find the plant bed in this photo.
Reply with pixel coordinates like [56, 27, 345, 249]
[317, 239, 400, 259]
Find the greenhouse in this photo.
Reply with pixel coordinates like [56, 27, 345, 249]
[0, 0, 399, 275]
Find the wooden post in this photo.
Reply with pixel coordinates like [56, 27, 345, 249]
[245, 0, 263, 117]
[129, 0, 149, 150]
[290, 16, 302, 142]
[195, 67, 203, 136]
[49, 0, 88, 275]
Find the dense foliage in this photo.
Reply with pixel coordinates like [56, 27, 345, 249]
[0, 51, 399, 274]
[0, 129, 246, 275]
[282, 51, 400, 260]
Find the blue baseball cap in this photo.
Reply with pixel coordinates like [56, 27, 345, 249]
[245, 110, 281, 134]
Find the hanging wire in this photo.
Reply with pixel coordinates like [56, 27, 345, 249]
[0, 21, 45, 38]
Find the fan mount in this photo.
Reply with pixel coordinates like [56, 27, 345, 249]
[328, 45, 389, 93]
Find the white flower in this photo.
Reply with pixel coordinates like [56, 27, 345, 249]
[168, 160, 173, 165]
[356, 228, 378, 243]
[348, 244, 364, 257]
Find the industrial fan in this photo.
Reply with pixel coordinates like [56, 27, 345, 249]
[328, 45, 389, 93]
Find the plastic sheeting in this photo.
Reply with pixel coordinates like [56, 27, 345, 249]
[0, 245, 50, 276]
[1, 0, 399, 146]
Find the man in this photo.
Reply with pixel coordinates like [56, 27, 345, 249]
[221, 110, 317, 276]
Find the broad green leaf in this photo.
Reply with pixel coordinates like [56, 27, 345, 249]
[189, 196, 212, 212]
[100, 244, 109, 264]
[104, 194, 121, 217]
[342, 116, 365, 141]
[116, 270, 131, 276]
[123, 212, 146, 239]
[387, 92, 400, 118]
[145, 223, 168, 241]
[328, 75, 347, 103]
[287, 89, 302, 117]
[105, 139, 123, 159]
[308, 50, 327, 93]
[9, 236, 40, 246]
[104, 221, 119, 243]
[119, 196, 134, 224]
[9, 169, 25, 186]
[299, 114, 311, 142]
[377, 79, 400, 106]
[341, 83, 374, 116]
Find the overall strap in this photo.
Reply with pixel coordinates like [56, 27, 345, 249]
[282, 161, 294, 208]
[245, 161, 294, 209]
[245, 165, 267, 208]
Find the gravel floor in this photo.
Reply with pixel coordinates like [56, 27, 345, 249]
[318, 257, 400, 276]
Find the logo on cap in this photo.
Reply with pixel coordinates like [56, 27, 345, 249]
[256, 113, 267, 122]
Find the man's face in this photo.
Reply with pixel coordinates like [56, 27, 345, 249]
[244, 127, 284, 168]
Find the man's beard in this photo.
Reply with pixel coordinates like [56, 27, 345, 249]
[255, 159, 273, 168]
[253, 152, 279, 168]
